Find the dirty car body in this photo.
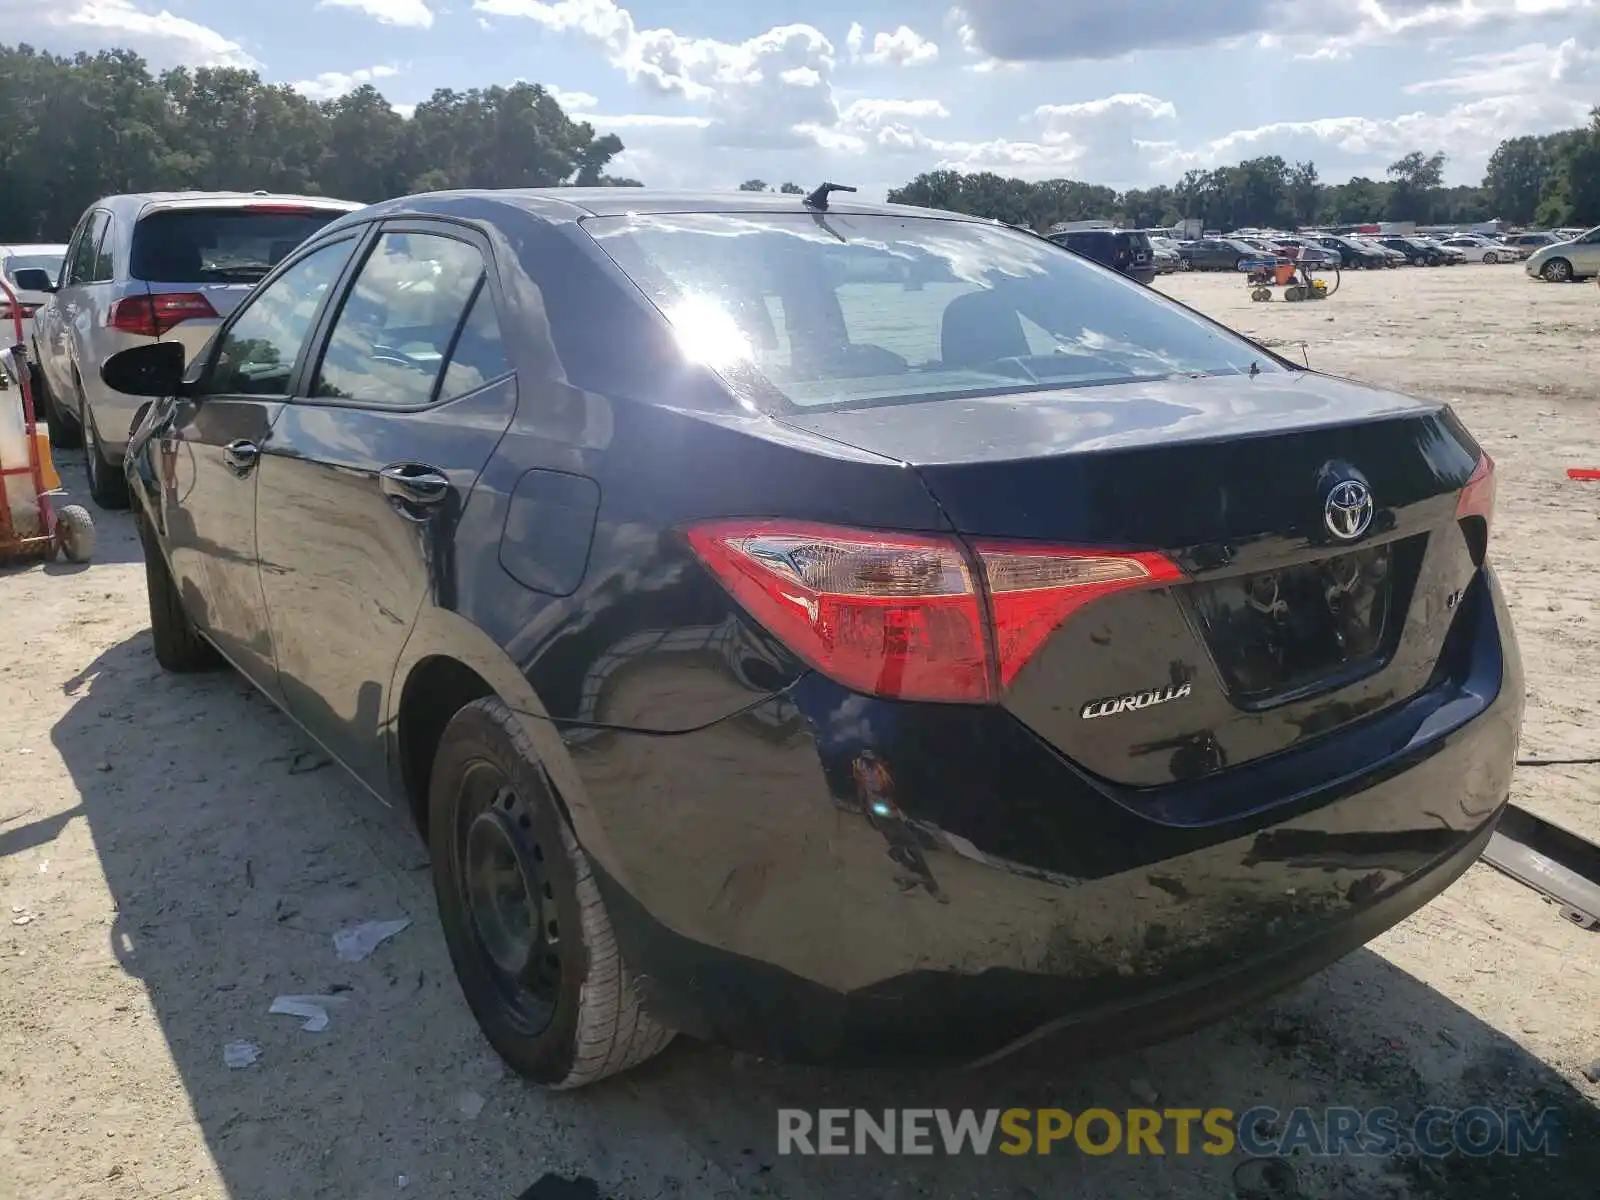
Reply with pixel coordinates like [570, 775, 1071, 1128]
[119, 189, 1522, 1079]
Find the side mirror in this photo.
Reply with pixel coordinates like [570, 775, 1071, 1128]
[10, 268, 56, 293]
[102, 341, 186, 398]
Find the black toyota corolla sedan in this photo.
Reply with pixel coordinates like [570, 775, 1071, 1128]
[109, 187, 1521, 1089]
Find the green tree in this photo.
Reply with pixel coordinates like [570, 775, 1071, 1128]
[0, 44, 634, 240]
[1385, 150, 1447, 221]
[779, 181, 803, 194]
[738, 178, 769, 191]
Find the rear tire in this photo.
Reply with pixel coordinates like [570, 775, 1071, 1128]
[56, 504, 95, 563]
[34, 364, 82, 450]
[428, 697, 674, 1088]
[83, 400, 130, 510]
[138, 517, 219, 672]
[1541, 258, 1573, 282]
[1483, 252, 1499, 264]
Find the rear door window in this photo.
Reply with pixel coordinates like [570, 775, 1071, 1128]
[312, 231, 488, 408]
[131, 208, 346, 284]
[438, 285, 513, 400]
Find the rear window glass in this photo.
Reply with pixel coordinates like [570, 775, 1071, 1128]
[131, 208, 344, 283]
[3, 253, 64, 281]
[584, 212, 1277, 410]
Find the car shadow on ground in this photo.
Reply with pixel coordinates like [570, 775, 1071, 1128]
[47, 631, 1600, 1200]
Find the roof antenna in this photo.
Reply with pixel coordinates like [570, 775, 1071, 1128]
[803, 182, 857, 211]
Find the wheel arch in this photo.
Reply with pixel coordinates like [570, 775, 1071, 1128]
[386, 607, 608, 870]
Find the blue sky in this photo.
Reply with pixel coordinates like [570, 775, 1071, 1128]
[6, 0, 1598, 198]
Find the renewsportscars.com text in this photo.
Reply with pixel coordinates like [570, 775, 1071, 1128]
[777, 1106, 1560, 1158]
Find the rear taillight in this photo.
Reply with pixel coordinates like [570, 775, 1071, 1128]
[977, 543, 1184, 689]
[109, 292, 218, 338]
[1455, 451, 1495, 560]
[0, 302, 38, 319]
[685, 519, 1183, 702]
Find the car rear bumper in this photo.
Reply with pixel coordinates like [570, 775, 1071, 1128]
[568, 569, 1522, 1067]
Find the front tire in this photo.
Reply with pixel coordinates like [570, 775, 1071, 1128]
[1483, 252, 1499, 264]
[138, 516, 219, 671]
[429, 698, 674, 1088]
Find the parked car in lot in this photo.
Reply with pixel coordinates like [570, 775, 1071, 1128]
[1310, 235, 1392, 269]
[1272, 237, 1341, 268]
[1176, 237, 1267, 271]
[1524, 225, 1600, 281]
[1046, 226, 1156, 284]
[1378, 236, 1461, 266]
[109, 187, 1521, 1088]
[1438, 236, 1516, 263]
[28, 191, 362, 507]
[1147, 236, 1182, 274]
[1499, 232, 1561, 257]
[0, 243, 68, 350]
[1355, 237, 1408, 266]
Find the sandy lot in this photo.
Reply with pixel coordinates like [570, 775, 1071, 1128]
[1, 263, 1597, 1200]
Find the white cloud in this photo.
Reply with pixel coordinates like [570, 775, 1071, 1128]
[928, 93, 1179, 182]
[474, 0, 842, 148]
[1405, 32, 1600, 96]
[954, 0, 1596, 63]
[550, 85, 601, 109]
[1, 0, 258, 67]
[292, 64, 400, 101]
[570, 112, 713, 128]
[1151, 92, 1595, 182]
[845, 22, 940, 66]
[318, 0, 435, 29]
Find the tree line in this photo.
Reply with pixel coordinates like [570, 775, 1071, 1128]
[889, 114, 1600, 233]
[0, 43, 638, 242]
[4, 41, 1597, 244]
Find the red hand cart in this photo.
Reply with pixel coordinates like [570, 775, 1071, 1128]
[0, 276, 93, 564]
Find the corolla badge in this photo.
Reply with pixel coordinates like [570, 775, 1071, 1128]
[1080, 681, 1192, 720]
[1324, 479, 1374, 541]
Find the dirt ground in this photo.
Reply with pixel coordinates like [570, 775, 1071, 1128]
[1, 263, 1597, 1200]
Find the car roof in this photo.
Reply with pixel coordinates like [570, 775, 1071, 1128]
[89, 191, 365, 220]
[332, 187, 983, 227]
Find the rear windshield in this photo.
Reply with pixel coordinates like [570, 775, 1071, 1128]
[131, 208, 344, 283]
[3, 253, 64, 281]
[584, 212, 1279, 411]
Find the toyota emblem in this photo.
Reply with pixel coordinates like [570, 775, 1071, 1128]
[1324, 480, 1374, 541]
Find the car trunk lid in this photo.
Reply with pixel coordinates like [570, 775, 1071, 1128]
[781, 372, 1489, 787]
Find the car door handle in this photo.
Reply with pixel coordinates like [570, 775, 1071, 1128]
[223, 439, 260, 474]
[379, 464, 450, 509]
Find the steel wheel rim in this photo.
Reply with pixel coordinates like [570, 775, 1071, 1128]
[456, 762, 561, 1035]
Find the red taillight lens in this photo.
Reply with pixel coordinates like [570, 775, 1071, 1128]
[977, 544, 1185, 689]
[1455, 452, 1495, 559]
[109, 292, 218, 338]
[685, 520, 1183, 702]
[685, 520, 990, 702]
